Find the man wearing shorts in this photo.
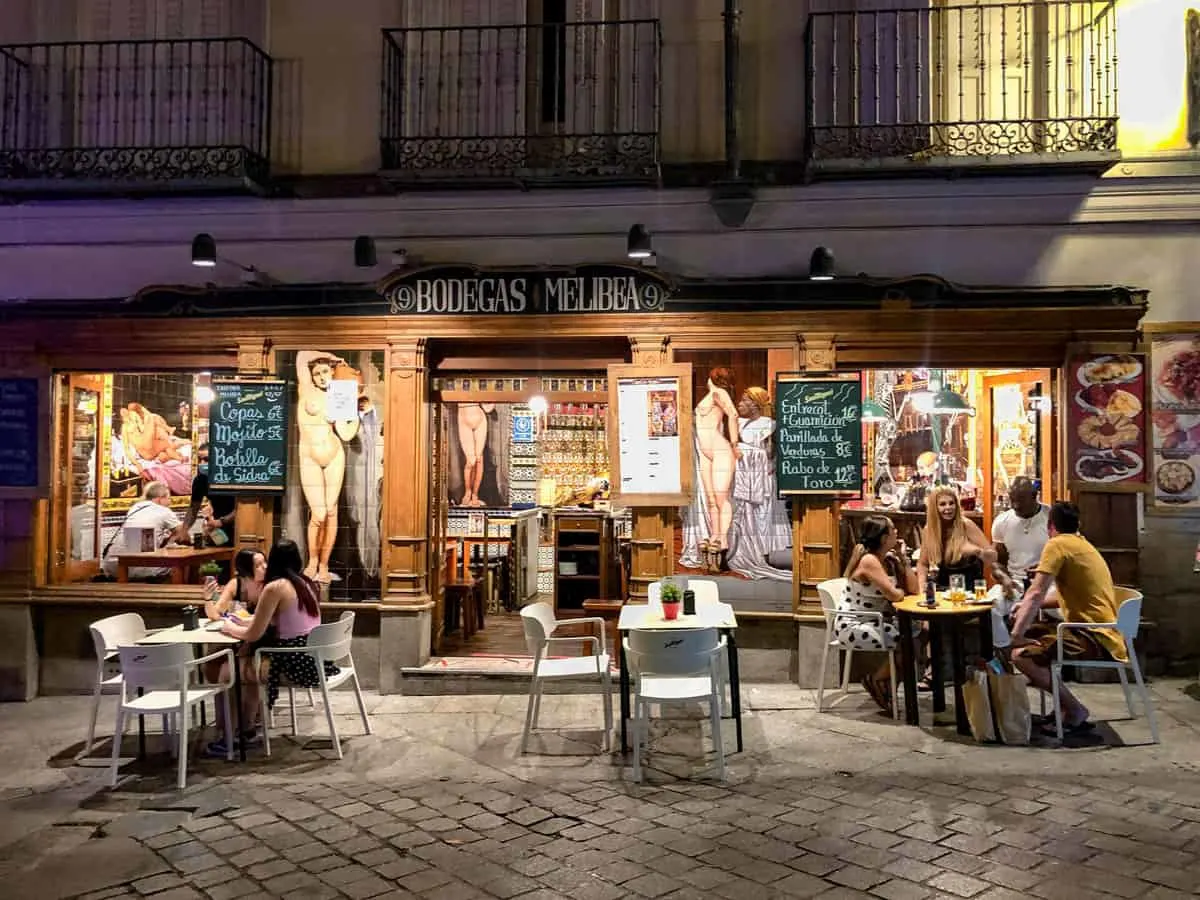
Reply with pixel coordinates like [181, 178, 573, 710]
[1009, 501, 1126, 735]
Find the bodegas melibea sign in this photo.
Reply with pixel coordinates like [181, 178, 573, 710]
[377, 264, 672, 315]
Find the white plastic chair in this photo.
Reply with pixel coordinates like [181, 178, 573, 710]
[624, 627, 726, 782]
[82, 613, 150, 760]
[108, 643, 235, 790]
[687, 579, 721, 608]
[256, 611, 372, 760]
[1051, 589, 1158, 743]
[816, 577, 900, 720]
[519, 602, 612, 753]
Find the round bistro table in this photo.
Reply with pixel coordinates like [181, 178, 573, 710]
[894, 595, 994, 736]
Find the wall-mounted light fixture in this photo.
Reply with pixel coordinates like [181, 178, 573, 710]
[809, 246, 835, 281]
[353, 235, 377, 268]
[627, 224, 652, 259]
[189, 233, 275, 285]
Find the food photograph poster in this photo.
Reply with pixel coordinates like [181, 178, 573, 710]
[1068, 354, 1147, 485]
[1151, 336, 1200, 508]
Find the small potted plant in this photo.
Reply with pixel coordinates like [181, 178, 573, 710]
[660, 581, 682, 621]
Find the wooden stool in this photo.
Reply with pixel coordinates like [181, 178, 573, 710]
[582, 599, 623, 660]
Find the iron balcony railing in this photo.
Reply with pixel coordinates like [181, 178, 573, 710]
[805, 1, 1119, 169]
[381, 19, 661, 184]
[0, 37, 272, 191]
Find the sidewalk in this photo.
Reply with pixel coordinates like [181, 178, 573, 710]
[0, 678, 1198, 899]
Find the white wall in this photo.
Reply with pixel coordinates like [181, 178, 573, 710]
[0, 175, 1198, 322]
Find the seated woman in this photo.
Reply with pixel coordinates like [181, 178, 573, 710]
[916, 485, 996, 590]
[838, 514, 919, 715]
[219, 538, 339, 728]
[203, 549, 267, 755]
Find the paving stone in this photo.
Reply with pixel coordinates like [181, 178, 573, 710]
[928, 872, 992, 898]
[869, 878, 932, 900]
[623, 872, 683, 898]
[203, 880, 261, 900]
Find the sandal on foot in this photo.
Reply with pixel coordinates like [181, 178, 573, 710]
[1038, 716, 1096, 737]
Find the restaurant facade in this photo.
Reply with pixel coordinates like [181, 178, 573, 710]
[0, 244, 1180, 697]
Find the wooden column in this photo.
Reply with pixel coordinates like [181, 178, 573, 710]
[793, 334, 842, 615]
[382, 338, 431, 605]
[626, 335, 672, 602]
[232, 338, 273, 553]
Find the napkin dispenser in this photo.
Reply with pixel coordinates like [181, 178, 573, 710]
[181, 605, 200, 631]
[682, 589, 696, 616]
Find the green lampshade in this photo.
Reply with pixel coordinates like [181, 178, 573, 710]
[930, 388, 974, 415]
[861, 399, 890, 422]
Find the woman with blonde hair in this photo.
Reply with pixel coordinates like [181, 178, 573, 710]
[837, 514, 919, 714]
[916, 484, 996, 590]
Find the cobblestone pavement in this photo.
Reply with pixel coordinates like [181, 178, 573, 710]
[1, 679, 1198, 900]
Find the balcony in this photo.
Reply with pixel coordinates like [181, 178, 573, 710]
[805, 1, 1119, 177]
[380, 19, 661, 186]
[0, 38, 272, 195]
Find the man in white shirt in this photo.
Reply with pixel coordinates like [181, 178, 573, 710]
[991, 477, 1049, 589]
[101, 481, 190, 581]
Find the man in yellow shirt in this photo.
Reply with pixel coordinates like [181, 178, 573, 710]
[1010, 501, 1126, 735]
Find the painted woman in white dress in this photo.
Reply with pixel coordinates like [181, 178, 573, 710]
[727, 387, 792, 580]
[837, 514, 919, 715]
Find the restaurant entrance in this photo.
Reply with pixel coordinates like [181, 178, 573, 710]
[422, 337, 631, 663]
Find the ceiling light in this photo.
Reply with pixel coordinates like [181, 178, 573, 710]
[354, 235, 377, 268]
[627, 224, 652, 259]
[194, 385, 216, 405]
[809, 246, 835, 280]
[931, 388, 975, 416]
[861, 399, 890, 423]
[527, 395, 549, 415]
[191, 233, 217, 267]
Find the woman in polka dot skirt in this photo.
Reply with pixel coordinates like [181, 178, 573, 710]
[836, 515, 919, 715]
[215, 538, 338, 754]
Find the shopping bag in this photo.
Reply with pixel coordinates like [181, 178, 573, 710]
[963, 668, 996, 743]
[988, 672, 1031, 746]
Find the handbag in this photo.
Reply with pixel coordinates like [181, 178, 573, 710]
[963, 665, 1031, 745]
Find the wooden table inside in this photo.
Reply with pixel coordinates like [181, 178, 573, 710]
[894, 594, 995, 735]
[116, 546, 235, 584]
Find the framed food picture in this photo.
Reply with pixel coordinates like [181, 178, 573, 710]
[1067, 353, 1147, 487]
[1150, 335, 1200, 508]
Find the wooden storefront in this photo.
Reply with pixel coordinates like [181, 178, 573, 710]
[0, 269, 1148, 697]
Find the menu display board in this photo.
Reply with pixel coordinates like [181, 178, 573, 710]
[607, 364, 692, 506]
[208, 378, 289, 492]
[0, 378, 39, 489]
[1066, 354, 1147, 486]
[775, 374, 863, 496]
[1150, 336, 1200, 508]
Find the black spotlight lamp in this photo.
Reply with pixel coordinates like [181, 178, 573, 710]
[191, 233, 217, 268]
[354, 235, 377, 268]
[627, 224, 652, 259]
[809, 246, 835, 281]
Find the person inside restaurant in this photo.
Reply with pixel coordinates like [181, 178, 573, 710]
[186, 443, 236, 544]
[838, 514, 920, 715]
[1009, 501, 1126, 736]
[100, 480, 191, 581]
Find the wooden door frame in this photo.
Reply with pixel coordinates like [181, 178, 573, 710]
[979, 368, 1054, 535]
[50, 373, 105, 584]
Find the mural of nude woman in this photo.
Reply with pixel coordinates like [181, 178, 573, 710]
[296, 351, 361, 582]
[457, 402, 494, 507]
[695, 367, 741, 572]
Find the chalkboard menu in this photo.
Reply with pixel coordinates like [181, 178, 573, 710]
[208, 378, 289, 492]
[0, 378, 40, 489]
[775, 374, 864, 496]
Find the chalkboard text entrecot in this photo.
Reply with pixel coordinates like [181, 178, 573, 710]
[774, 375, 864, 496]
[208, 378, 289, 492]
[0, 378, 40, 489]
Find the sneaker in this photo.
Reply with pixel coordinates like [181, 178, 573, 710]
[240, 729, 263, 748]
[204, 738, 236, 758]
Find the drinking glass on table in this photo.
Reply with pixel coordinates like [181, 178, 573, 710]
[973, 579, 988, 602]
[949, 574, 966, 604]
